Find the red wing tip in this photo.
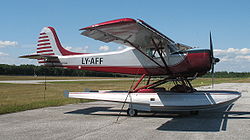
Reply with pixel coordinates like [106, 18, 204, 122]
[137, 19, 145, 23]
[79, 18, 136, 30]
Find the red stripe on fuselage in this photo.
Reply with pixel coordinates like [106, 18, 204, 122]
[38, 61, 46, 63]
[37, 50, 53, 53]
[37, 46, 52, 50]
[40, 53, 55, 55]
[63, 65, 166, 75]
[37, 43, 50, 46]
[38, 39, 49, 42]
[39, 61, 60, 63]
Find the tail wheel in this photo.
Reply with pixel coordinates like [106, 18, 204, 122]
[127, 108, 138, 117]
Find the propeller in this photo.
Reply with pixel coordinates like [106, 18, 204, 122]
[209, 32, 220, 88]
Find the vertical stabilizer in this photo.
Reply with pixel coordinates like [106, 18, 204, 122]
[37, 27, 85, 56]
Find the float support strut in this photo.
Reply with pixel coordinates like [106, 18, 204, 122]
[132, 74, 146, 90]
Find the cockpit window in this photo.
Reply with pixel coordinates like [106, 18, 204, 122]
[168, 44, 178, 53]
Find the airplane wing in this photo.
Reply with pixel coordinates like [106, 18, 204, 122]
[80, 18, 192, 69]
[80, 18, 191, 52]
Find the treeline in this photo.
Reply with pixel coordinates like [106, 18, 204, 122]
[1, 64, 250, 78]
[0, 64, 126, 77]
[203, 71, 250, 78]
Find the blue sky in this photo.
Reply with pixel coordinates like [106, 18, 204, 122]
[0, 0, 250, 72]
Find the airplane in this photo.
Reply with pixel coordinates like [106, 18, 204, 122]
[20, 18, 241, 116]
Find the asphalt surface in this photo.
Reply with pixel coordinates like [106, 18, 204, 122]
[0, 83, 250, 140]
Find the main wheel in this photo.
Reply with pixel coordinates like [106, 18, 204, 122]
[127, 108, 138, 117]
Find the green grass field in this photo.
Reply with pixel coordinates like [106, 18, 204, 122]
[1, 76, 250, 114]
[0, 75, 121, 80]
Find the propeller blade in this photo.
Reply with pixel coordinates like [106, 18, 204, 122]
[209, 32, 220, 88]
[210, 32, 215, 88]
[210, 32, 214, 59]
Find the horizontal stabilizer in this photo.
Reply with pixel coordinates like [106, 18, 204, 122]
[19, 54, 58, 59]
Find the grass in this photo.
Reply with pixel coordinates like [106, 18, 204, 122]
[0, 76, 250, 115]
[0, 75, 126, 81]
[0, 83, 91, 114]
[0, 76, 133, 114]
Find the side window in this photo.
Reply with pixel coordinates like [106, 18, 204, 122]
[146, 48, 154, 57]
[146, 48, 166, 58]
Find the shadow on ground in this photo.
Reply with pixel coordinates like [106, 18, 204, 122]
[65, 107, 113, 115]
[65, 104, 250, 132]
[65, 107, 184, 118]
[157, 104, 250, 132]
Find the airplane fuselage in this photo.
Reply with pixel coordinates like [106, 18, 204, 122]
[46, 47, 211, 77]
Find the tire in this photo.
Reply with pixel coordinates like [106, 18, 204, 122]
[127, 108, 138, 117]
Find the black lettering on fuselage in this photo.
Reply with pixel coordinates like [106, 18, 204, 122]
[95, 58, 99, 64]
[82, 57, 103, 65]
[90, 58, 94, 64]
[81, 58, 89, 64]
[100, 58, 103, 64]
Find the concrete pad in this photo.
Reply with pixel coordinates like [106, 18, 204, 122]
[0, 83, 250, 140]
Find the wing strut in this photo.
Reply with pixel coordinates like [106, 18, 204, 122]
[132, 74, 146, 90]
[125, 40, 165, 69]
[151, 38, 170, 72]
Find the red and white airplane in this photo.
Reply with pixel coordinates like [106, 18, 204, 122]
[20, 18, 241, 116]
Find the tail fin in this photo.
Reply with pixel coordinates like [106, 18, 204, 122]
[37, 27, 84, 56]
[20, 27, 86, 65]
[37, 27, 62, 56]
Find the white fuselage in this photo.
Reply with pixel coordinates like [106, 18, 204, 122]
[57, 47, 186, 69]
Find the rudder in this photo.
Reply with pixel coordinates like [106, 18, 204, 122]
[37, 27, 62, 56]
[37, 27, 84, 58]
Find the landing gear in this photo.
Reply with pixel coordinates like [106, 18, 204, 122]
[170, 78, 196, 93]
[125, 75, 198, 117]
[132, 75, 196, 93]
[127, 108, 138, 117]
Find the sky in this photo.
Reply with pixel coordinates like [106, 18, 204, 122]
[0, 0, 250, 72]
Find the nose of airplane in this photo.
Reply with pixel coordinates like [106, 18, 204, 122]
[214, 57, 220, 63]
[212, 57, 220, 64]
